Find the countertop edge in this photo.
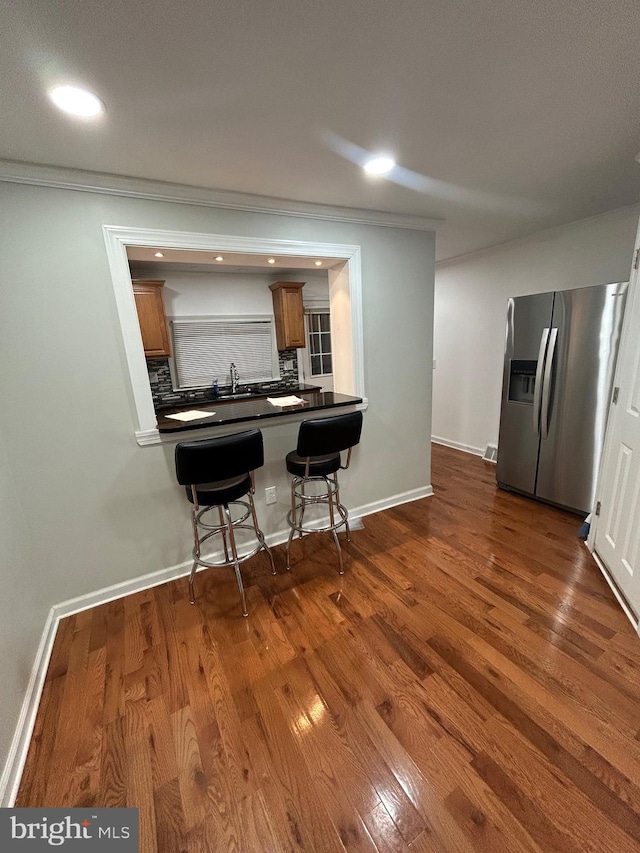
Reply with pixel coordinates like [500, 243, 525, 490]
[136, 397, 368, 447]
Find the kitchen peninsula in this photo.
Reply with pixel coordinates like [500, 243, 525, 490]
[156, 389, 363, 433]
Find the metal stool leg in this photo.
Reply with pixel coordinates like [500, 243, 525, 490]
[189, 506, 200, 604]
[285, 477, 297, 571]
[334, 473, 351, 542]
[298, 480, 306, 538]
[327, 482, 344, 575]
[223, 504, 248, 617]
[249, 492, 276, 575]
[218, 505, 230, 562]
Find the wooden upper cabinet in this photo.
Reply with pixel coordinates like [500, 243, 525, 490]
[269, 281, 306, 349]
[132, 280, 171, 358]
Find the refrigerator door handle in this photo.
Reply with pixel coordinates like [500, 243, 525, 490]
[533, 328, 550, 434]
[541, 327, 558, 440]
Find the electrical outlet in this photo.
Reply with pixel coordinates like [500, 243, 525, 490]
[265, 486, 277, 505]
[284, 359, 294, 370]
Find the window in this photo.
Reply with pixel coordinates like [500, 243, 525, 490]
[307, 311, 332, 375]
[170, 317, 276, 389]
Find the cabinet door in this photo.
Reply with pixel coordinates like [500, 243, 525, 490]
[282, 288, 305, 347]
[270, 282, 306, 349]
[133, 282, 171, 357]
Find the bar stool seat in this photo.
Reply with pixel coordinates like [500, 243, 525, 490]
[184, 474, 251, 506]
[175, 429, 276, 616]
[285, 411, 363, 575]
[285, 451, 341, 478]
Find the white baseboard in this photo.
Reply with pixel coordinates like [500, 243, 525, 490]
[0, 481, 432, 804]
[0, 608, 58, 806]
[431, 435, 484, 457]
[350, 484, 433, 518]
[49, 482, 435, 623]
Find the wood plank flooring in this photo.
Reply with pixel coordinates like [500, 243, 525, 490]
[16, 443, 640, 851]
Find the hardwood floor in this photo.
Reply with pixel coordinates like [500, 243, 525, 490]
[16, 443, 640, 851]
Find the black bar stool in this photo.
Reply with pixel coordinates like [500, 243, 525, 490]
[174, 429, 276, 616]
[285, 411, 363, 574]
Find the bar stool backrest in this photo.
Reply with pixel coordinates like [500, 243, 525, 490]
[296, 411, 363, 459]
[175, 429, 264, 485]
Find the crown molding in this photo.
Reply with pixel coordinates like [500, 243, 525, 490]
[0, 159, 443, 232]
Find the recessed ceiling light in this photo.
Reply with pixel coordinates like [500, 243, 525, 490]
[215, 255, 224, 262]
[48, 85, 104, 117]
[314, 260, 323, 266]
[267, 258, 276, 264]
[363, 155, 396, 176]
[154, 252, 164, 258]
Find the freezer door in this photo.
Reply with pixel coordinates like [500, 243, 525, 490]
[536, 283, 628, 513]
[496, 291, 554, 494]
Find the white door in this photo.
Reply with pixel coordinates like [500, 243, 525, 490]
[299, 309, 334, 392]
[592, 236, 640, 617]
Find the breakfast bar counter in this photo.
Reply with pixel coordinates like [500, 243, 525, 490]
[156, 390, 364, 433]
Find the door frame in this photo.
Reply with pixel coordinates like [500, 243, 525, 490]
[588, 222, 640, 634]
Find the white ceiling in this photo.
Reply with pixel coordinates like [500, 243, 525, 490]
[2, 0, 640, 261]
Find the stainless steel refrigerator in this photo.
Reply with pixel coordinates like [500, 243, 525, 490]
[496, 282, 628, 514]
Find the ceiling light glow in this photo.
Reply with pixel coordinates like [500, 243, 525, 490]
[48, 85, 104, 117]
[363, 156, 396, 176]
[314, 261, 323, 266]
[215, 256, 224, 262]
[154, 252, 164, 258]
[267, 258, 276, 264]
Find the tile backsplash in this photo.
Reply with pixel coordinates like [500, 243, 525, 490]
[147, 349, 300, 409]
[277, 349, 299, 383]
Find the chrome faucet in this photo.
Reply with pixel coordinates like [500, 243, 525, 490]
[230, 362, 240, 393]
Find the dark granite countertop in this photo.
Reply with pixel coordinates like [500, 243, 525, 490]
[154, 382, 322, 412]
[156, 390, 363, 433]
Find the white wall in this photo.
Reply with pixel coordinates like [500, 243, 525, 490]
[130, 269, 329, 317]
[0, 180, 434, 788]
[164, 271, 276, 316]
[433, 207, 640, 455]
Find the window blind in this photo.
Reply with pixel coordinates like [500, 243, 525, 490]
[170, 318, 275, 389]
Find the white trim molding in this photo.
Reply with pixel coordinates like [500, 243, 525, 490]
[0, 159, 443, 232]
[431, 435, 484, 457]
[351, 484, 433, 517]
[102, 225, 367, 444]
[0, 609, 58, 807]
[0, 481, 432, 805]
